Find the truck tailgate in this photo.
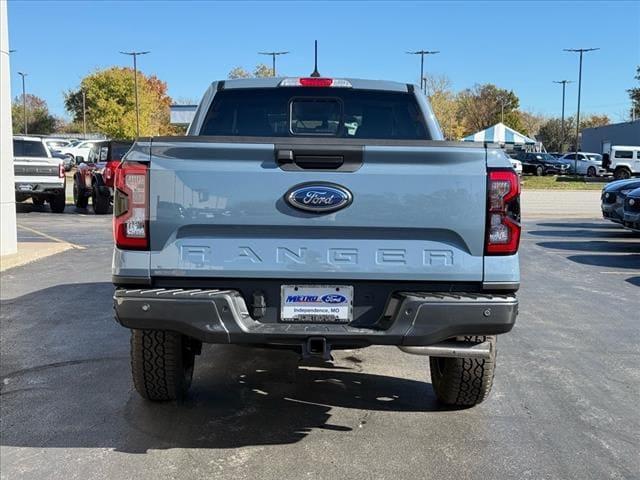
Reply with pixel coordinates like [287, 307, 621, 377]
[148, 141, 487, 281]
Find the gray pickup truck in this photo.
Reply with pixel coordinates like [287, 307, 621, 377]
[112, 77, 520, 407]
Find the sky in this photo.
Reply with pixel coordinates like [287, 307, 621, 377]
[6, 0, 640, 123]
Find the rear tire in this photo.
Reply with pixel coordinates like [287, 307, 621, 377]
[587, 166, 596, 177]
[49, 191, 66, 213]
[130, 329, 196, 402]
[92, 186, 110, 214]
[73, 180, 88, 208]
[429, 335, 496, 407]
[614, 167, 631, 180]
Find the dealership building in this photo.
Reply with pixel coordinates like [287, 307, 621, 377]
[580, 119, 640, 154]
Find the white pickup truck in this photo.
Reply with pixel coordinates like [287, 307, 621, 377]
[13, 136, 66, 213]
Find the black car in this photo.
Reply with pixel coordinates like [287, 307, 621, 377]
[601, 179, 640, 223]
[516, 152, 571, 176]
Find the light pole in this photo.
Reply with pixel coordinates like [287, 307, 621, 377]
[17, 71, 27, 134]
[258, 51, 289, 76]
[82, 90, 87, 139]
[120, 50, 150, 137]
[564, 47, 599, 174]
[406, 50, 439, 94]
[553, 80, 573, 151]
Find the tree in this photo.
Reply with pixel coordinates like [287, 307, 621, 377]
[537, 117, 574, 152]
[228, 63, 274, 79]
[423, 75, 464, 140]
[518, 111, 546, 139]
[628, 66, 640, 120]
[64, 67, 174, 139]
[11, 94, 57, 134]
[457, 84, 522, 136]
[537, 114, 609, 151]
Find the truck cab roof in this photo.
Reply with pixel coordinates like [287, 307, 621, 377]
[220, 77, 413, 92]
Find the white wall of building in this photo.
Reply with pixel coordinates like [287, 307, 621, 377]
[1, 0, 17, 256]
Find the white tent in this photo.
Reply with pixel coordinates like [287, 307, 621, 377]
[462, 122, 536, 145]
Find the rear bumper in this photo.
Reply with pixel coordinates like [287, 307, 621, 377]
[113, 288, 518, 348]
[15, 181, 65, 195]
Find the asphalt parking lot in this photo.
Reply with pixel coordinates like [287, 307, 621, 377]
[1, 204, 639, 480]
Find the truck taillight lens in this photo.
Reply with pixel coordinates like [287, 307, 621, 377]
[486, 169, 520, 255]
[113, 161, 149, 250]
[59, 162, 65, 178]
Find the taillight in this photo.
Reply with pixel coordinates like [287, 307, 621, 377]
[104, 161, 118, 186]
[113, 161, 149, 250]
[58, 162, 65, 178]
[486, 169, 521, 255]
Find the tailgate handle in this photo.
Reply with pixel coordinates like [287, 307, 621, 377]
[294, 155, 344, 169]
[275, 146, 363, 172]
[277, 150, 343, 170]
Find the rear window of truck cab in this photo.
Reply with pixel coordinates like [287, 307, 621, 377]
[200, 88, 430, 140]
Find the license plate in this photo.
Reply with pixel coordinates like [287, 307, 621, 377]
[18, 184, 33, 191]
[280, 285, 353, 323]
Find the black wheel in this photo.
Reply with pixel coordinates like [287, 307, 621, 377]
[130, 329, 196, 401]
[535, 166, 543, 176]
[32, 197, 45, 206]
[429, 336, 496, 407]
[73, 180, 88, 208]
[587, 166, 596, 177]
[49, 191, 66, 213]
[614, 168, 631, 180]
[92, 186, 110, 214]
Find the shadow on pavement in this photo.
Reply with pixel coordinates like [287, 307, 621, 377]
[536, 222, 621, 230]
[566, 254, 640, 269]
[535, 241, 639, 253]
[1, 282, 442, 453]
[528, 229, 633, 239]
[15, 201, 91, 215]
[626, 277, 640, 287]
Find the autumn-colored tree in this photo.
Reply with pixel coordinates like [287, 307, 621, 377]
[228, 63, 274, 79]
[64, 67, 174, 139]
[423, 75, 464, 140]
[518, 111, 546, 139]
[457, 84, 523, 136]
[11, 94, 57, 135]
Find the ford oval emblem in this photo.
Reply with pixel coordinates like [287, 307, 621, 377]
[285, 182, 353, 213]
[321, 294, 347, 304]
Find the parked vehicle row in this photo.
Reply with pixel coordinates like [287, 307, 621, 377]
[601, 178, 640, 232]
[512, 152, 571, 176]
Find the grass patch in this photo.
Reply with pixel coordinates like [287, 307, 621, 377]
[522, 175, 606, 190]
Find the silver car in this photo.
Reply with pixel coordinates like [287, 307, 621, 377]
[560, 152, 607, 176]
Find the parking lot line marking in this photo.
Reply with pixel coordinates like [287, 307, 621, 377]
[16, 224, 85, 250]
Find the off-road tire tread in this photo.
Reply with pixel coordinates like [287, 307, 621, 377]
[429, 335, 496, 407]
[130, 329, 193, 402]
[93, 187, 110, 214]
[49, 191, 66, 213]
[74, 181, 88, 209]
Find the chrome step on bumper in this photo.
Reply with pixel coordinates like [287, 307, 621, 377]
[399, 341, 491, 359]
[113, 288, 517, 354]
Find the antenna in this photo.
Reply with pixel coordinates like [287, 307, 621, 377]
[310, 40, 320, 77]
